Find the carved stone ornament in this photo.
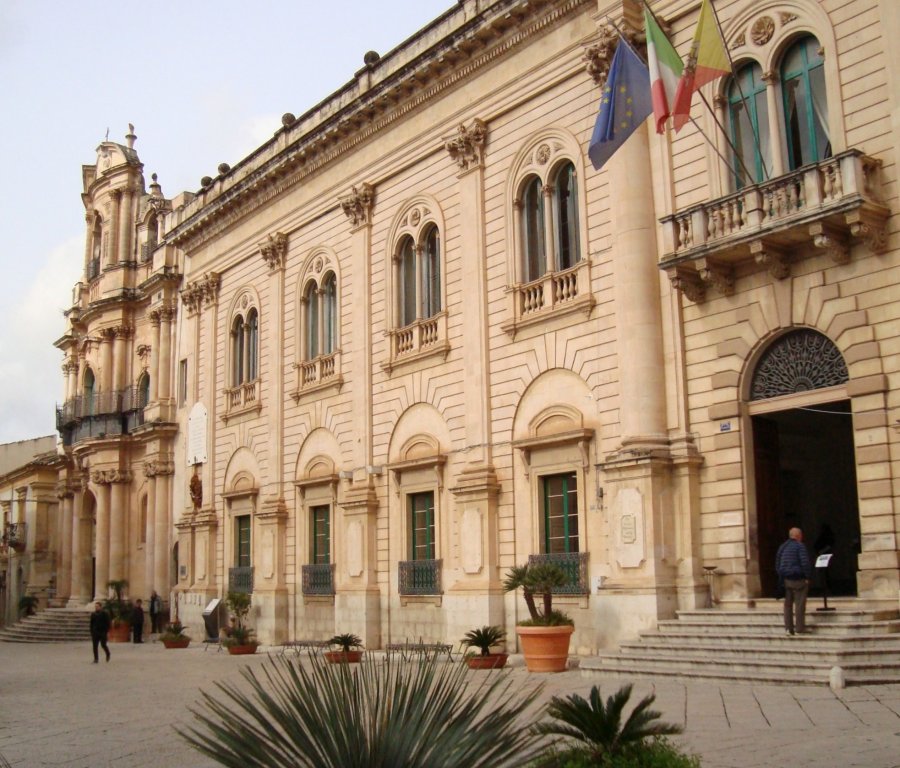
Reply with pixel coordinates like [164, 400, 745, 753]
[810, 223, 849, 264]
[750, 329, 848, 401]
[181, 272, 221, 316]
[339, 183, 375, 228]
[91, 469, 133, 485]
[136, 344, 152, 365]
[260, 232, 288, 272]
[143, 460, 175, 478]
[667, 267, 706, 303]
[731, 31, 747, 50]
[443, 118, 488, 172]
[750, 16, 775, 46]
[750, 241, 791, 279]
[583, 26, 618, 86]
[697, 259, 735, 296]
[780, 12, 798, 26]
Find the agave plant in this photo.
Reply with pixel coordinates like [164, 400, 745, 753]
[181, 651, 545, 768]
[534, 683, 682, 763]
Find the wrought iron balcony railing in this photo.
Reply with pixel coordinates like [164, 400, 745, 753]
[398, 558, 442, 596]
[228, 566, 254, 594]
[528, 551, 589, 595]
[660, 150, 889, 303]
[302, 563, 335, 595]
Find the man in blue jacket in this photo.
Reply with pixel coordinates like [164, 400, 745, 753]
[776, 527, 812, 636]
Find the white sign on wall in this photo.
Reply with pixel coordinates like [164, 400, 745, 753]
[187, 402, 208, 466]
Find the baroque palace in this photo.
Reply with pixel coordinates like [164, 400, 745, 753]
[32, 0, 900, 651]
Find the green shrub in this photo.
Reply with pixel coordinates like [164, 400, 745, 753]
[534, 737, 701, 767]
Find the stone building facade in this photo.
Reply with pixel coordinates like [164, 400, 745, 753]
[51, 0, 899, 652]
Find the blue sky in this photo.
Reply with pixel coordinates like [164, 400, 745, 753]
[0, 0, 452, 444]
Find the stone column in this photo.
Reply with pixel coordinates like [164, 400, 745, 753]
[150, 311, 161, 402]
[68, 487, 91, 606]
[144, 462, 157, 595]
[158, 308, 173, 401]
[83, 212, 94, 276]
[154, 466, 173, 598]
[56, 481, 74, 602]
[112, 326, 130, 392]
[107, 472, 130, 584]
[100, 328, 115, 393]
[92, 476, 111, 599]
[762, 71, 784, 178]
[118, 187, 133, 263]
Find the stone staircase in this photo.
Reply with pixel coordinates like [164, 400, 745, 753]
[0, 607, 92, 643]
[580, 606, 900, 686]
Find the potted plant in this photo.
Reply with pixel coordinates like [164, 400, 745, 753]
[17, 594, 39, 618]
[159, 618, 192, 649]
[324, 633, 364, 663]
[461, 625, 508, 669]
[104, 579, 134, 643]
[503, 562, 574, 673]
[222, 591, 258, 655]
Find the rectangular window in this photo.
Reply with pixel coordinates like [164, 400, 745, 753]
[178, 359, 188, 407]
[409, 491, 435, 561]
[542, 472, 578, 554]
[235, 515, 252, 567]
[311, 504, 330, 565]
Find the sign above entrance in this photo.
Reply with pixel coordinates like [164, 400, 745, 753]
[187, 402, 208, 465]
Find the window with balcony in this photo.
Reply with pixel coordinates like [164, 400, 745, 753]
[294, 253, 342, 399]
[781, 36, 830, 170]
[504, 136, 592, 337]
[301, 503, 334, 596]
[542, 472, 578, 555]
[385, 201, 448, 371]
[399, 491, 441, 595]
[229, 514, 253, 593]
[225, 296, 261, 418]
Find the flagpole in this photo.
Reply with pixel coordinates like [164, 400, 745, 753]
[638, 0, 756, 186]
[706, 0, 769, 180]
[620, 5, 747, 184]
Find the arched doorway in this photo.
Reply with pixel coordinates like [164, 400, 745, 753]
[749, 330, 859, 597]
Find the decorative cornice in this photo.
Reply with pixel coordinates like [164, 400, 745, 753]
[443, 118, 487, 172]
[339, 183, 375, 229]
[143, 460, 174, 478]
[259, 232, 288, 272]
[181, 271, 221, 316]
[165, 0, 593, 252]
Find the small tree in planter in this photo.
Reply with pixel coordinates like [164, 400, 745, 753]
[223, 591, 258, 655]
[104, 579, 134, 642]
[159, 617, 192, 649]
[325, 633, 364, 663]
[503, 562, 573, 672]
[461, 625, 508, 669]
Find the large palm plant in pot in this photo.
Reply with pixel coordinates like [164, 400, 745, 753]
[503, 562, 573, 673]
[324, 633, 364, 663]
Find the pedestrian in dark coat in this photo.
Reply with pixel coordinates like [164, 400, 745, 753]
[90, 601, 111, 663]
[132, 599, 145, 643]
[776, 527, 812, 636]
[148, 590, 162, 634]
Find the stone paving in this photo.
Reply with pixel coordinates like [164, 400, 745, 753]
[0, 640, 898, 767]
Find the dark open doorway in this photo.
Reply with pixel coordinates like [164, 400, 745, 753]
[753, 400, 859, 597]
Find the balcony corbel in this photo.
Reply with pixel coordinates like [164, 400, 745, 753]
[809, 221, 849, 265]
[750, 240, 790, 279]
[696, 258, 734, 297]
[665, 265, 706, 304]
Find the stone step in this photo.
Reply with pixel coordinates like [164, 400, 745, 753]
[656, 619, 900, 636]
[0, 608, 93, 643]
[674, 608, 899, 623]
[618, 639, 900, 664]
[639, 630, 900, 647]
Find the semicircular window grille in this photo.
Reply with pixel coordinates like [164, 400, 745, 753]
[750, 329, 848, 401]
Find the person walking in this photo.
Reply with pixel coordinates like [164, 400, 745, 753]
[132, 599, 145, 643]
[776, 527, 812, 636]
[148, 590, 162, 634]
[90, 601, 111, 663]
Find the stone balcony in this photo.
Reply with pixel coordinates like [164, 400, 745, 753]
[660, 150, 890, 303]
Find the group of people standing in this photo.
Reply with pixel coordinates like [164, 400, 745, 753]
[89, 589, 164, 663]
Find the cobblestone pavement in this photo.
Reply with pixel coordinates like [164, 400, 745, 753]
[0, 641, 898, 767]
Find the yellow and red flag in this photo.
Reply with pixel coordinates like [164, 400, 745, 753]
[671, 0, 730, 131]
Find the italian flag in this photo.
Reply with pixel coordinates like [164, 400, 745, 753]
[644, 8, 683, 134]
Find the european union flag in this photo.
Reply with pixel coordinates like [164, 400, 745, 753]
[588, 36, 653, 171]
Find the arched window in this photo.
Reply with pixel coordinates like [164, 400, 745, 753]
[322, 273, 337, 355]
[247, 309, 258, 381]
[231, 316, 245, 386]
[398, 235, 417, 327]
[521, 176, 545, 282]
[89, 215, 102, 279]
[83, 368, 95, 416]
[781, 35, 830, 170]
[727, 62, 771, 188]
[552, 162, 580, 271]
[137, 372, 150, 408]
[421, 226, 441, 319]
[305, 282, 319, 359]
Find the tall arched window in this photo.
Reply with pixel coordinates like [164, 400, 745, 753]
[398, 235, 417, 327]
[305, 282, 319, 359]
[421, 226, 441, 319]
[552, 162, 580, 271]
[781, 35, 830, 170]
[727, 62, 771, 188]
[231, 316, 245, 386]
[247, 309, 258, 381]
[137, 372, 150, 408]
[83, 368, 95, 416]
[322, 273, 337, 354]
[521, 176, 545, 282]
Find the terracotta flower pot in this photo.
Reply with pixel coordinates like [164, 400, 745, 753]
[108, 623, 132, 643]
[324, 650, 364, 664]
[465, 653, 508, 670]
[516, 625, 573, 672]
[161, 637, 191, 649]
[226, 643, 258, 655]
